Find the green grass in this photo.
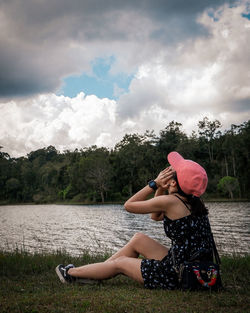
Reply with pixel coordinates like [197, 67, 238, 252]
[0, 250, 249, 313]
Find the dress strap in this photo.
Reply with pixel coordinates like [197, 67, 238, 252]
[174, 194, 191, 211]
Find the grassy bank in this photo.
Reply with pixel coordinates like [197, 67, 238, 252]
[0, 251, 249, 313]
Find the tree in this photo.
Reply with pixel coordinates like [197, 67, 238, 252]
[19, 160, 36, 201]
[235, 121, 250, 197]
[0, 119, 249, 203]
[6, 178, 20, 200]
[198, 117, 222, 162]
[58, 184, 72, 200]
[157, 121, 187, 168]
[79, 148, 111, 203]
[114, 134, 145, 196]
[217, 176, 240, 199]
[0, 147, 12, 200]
[0, 146, 11, 160]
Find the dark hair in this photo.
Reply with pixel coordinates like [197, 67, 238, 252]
[173, 173, 208, 216]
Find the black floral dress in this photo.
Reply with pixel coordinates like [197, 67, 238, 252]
[140, 197, 213, 289]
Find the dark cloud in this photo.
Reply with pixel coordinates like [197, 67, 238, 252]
[2, 0, 236, 23]
[0, 46, 58, 97]
[230, 98, 250, 113]
[0, 0, 239, 98]
[0, 1, 249, 157]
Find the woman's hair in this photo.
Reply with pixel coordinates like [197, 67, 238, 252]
[173, 173, 208, 216]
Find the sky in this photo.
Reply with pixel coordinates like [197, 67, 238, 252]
[0, 0, 249, 157]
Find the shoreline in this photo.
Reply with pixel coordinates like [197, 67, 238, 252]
[1, 198, 250, 206]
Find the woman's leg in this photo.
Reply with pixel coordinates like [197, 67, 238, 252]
[68, 256, 144, 283]
[64, 233, 167, 284]
[105, 232, 168, 262]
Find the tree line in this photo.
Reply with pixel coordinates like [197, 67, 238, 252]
[0, 117, 249, 204]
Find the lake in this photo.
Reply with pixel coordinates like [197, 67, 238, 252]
[0, 202, 249, 256]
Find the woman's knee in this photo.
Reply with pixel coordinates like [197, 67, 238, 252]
[112, 256, 128, 272]
[131, 232, 148, 243]
[112, 256, 143, 282]
[130, 233, 150, 250]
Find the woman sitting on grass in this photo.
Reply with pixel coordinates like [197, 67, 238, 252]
[56, 151, 214, 289]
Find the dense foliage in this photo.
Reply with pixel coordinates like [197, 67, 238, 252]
[0, 118, 249, 203]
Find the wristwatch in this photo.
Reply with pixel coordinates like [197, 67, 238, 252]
[148, 180, 158, 191]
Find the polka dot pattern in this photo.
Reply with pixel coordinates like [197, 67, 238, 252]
[141, 214, 213, 289]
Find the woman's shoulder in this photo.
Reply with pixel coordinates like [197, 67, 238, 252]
[155, 194, 181, 207]
[164, 193, 187, 204]
[163, 193, 191, 220]
[154, 194, 189, 209]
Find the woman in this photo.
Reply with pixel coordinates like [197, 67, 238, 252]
[56, 151, 214, 289]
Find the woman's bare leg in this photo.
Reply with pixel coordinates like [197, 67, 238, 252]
[67, 233, 167, 283]
[105, 232, 168, 262]
[68, 256, 144, 283]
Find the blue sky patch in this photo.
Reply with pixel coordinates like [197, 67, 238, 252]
[60, 57, 134, 99]
[242, 13, 250, 20]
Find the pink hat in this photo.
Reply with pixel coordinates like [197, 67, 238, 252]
[167, 151, 208, 197]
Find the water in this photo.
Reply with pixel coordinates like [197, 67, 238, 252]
[0, 202, 249, 256]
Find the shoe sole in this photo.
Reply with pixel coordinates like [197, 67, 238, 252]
[55, 265, 67, 284]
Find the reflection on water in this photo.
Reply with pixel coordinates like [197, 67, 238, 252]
[0, 202, 249, 256]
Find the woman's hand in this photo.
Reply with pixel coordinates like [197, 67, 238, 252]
[155, 166, 175, 190]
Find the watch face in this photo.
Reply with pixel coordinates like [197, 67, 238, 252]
[149, 180, 157, 190]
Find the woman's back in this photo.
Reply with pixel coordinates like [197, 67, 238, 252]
[163, 193, 213, 263]
[164, 213, 213, 262]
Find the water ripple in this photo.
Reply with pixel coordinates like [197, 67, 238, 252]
[0, 202, 249, 256]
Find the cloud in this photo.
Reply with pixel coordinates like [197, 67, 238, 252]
[0, 0, 238, 98]
[117, 63, 172, 118]
[0, 93, 118, 156]
[0, 1, 249, 157]
[117, 2, 250, 120]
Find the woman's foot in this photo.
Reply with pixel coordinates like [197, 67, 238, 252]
[56, 264, 101, 285]
[56, 264, 76, 283]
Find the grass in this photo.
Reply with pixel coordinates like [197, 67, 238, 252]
[0, 250, 249, 313]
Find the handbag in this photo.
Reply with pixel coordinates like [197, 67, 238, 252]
[172, 230, 222, 291]
[178, 259, 222, 291]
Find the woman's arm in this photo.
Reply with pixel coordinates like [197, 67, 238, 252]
[124, 185, 168, 214]
[124, 167, 174, 215]
[151, 187, 166, 221]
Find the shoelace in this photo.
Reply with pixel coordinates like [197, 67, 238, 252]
[62, 267, 67, 278]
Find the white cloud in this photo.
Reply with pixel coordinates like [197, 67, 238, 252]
[0, 2, 249, 157]
[116, 2, 250, 129]
[0, 93, 119, 156]
[0, 0, 237, 98]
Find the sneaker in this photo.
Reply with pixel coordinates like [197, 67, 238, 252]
[55, 264, 76, 283]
